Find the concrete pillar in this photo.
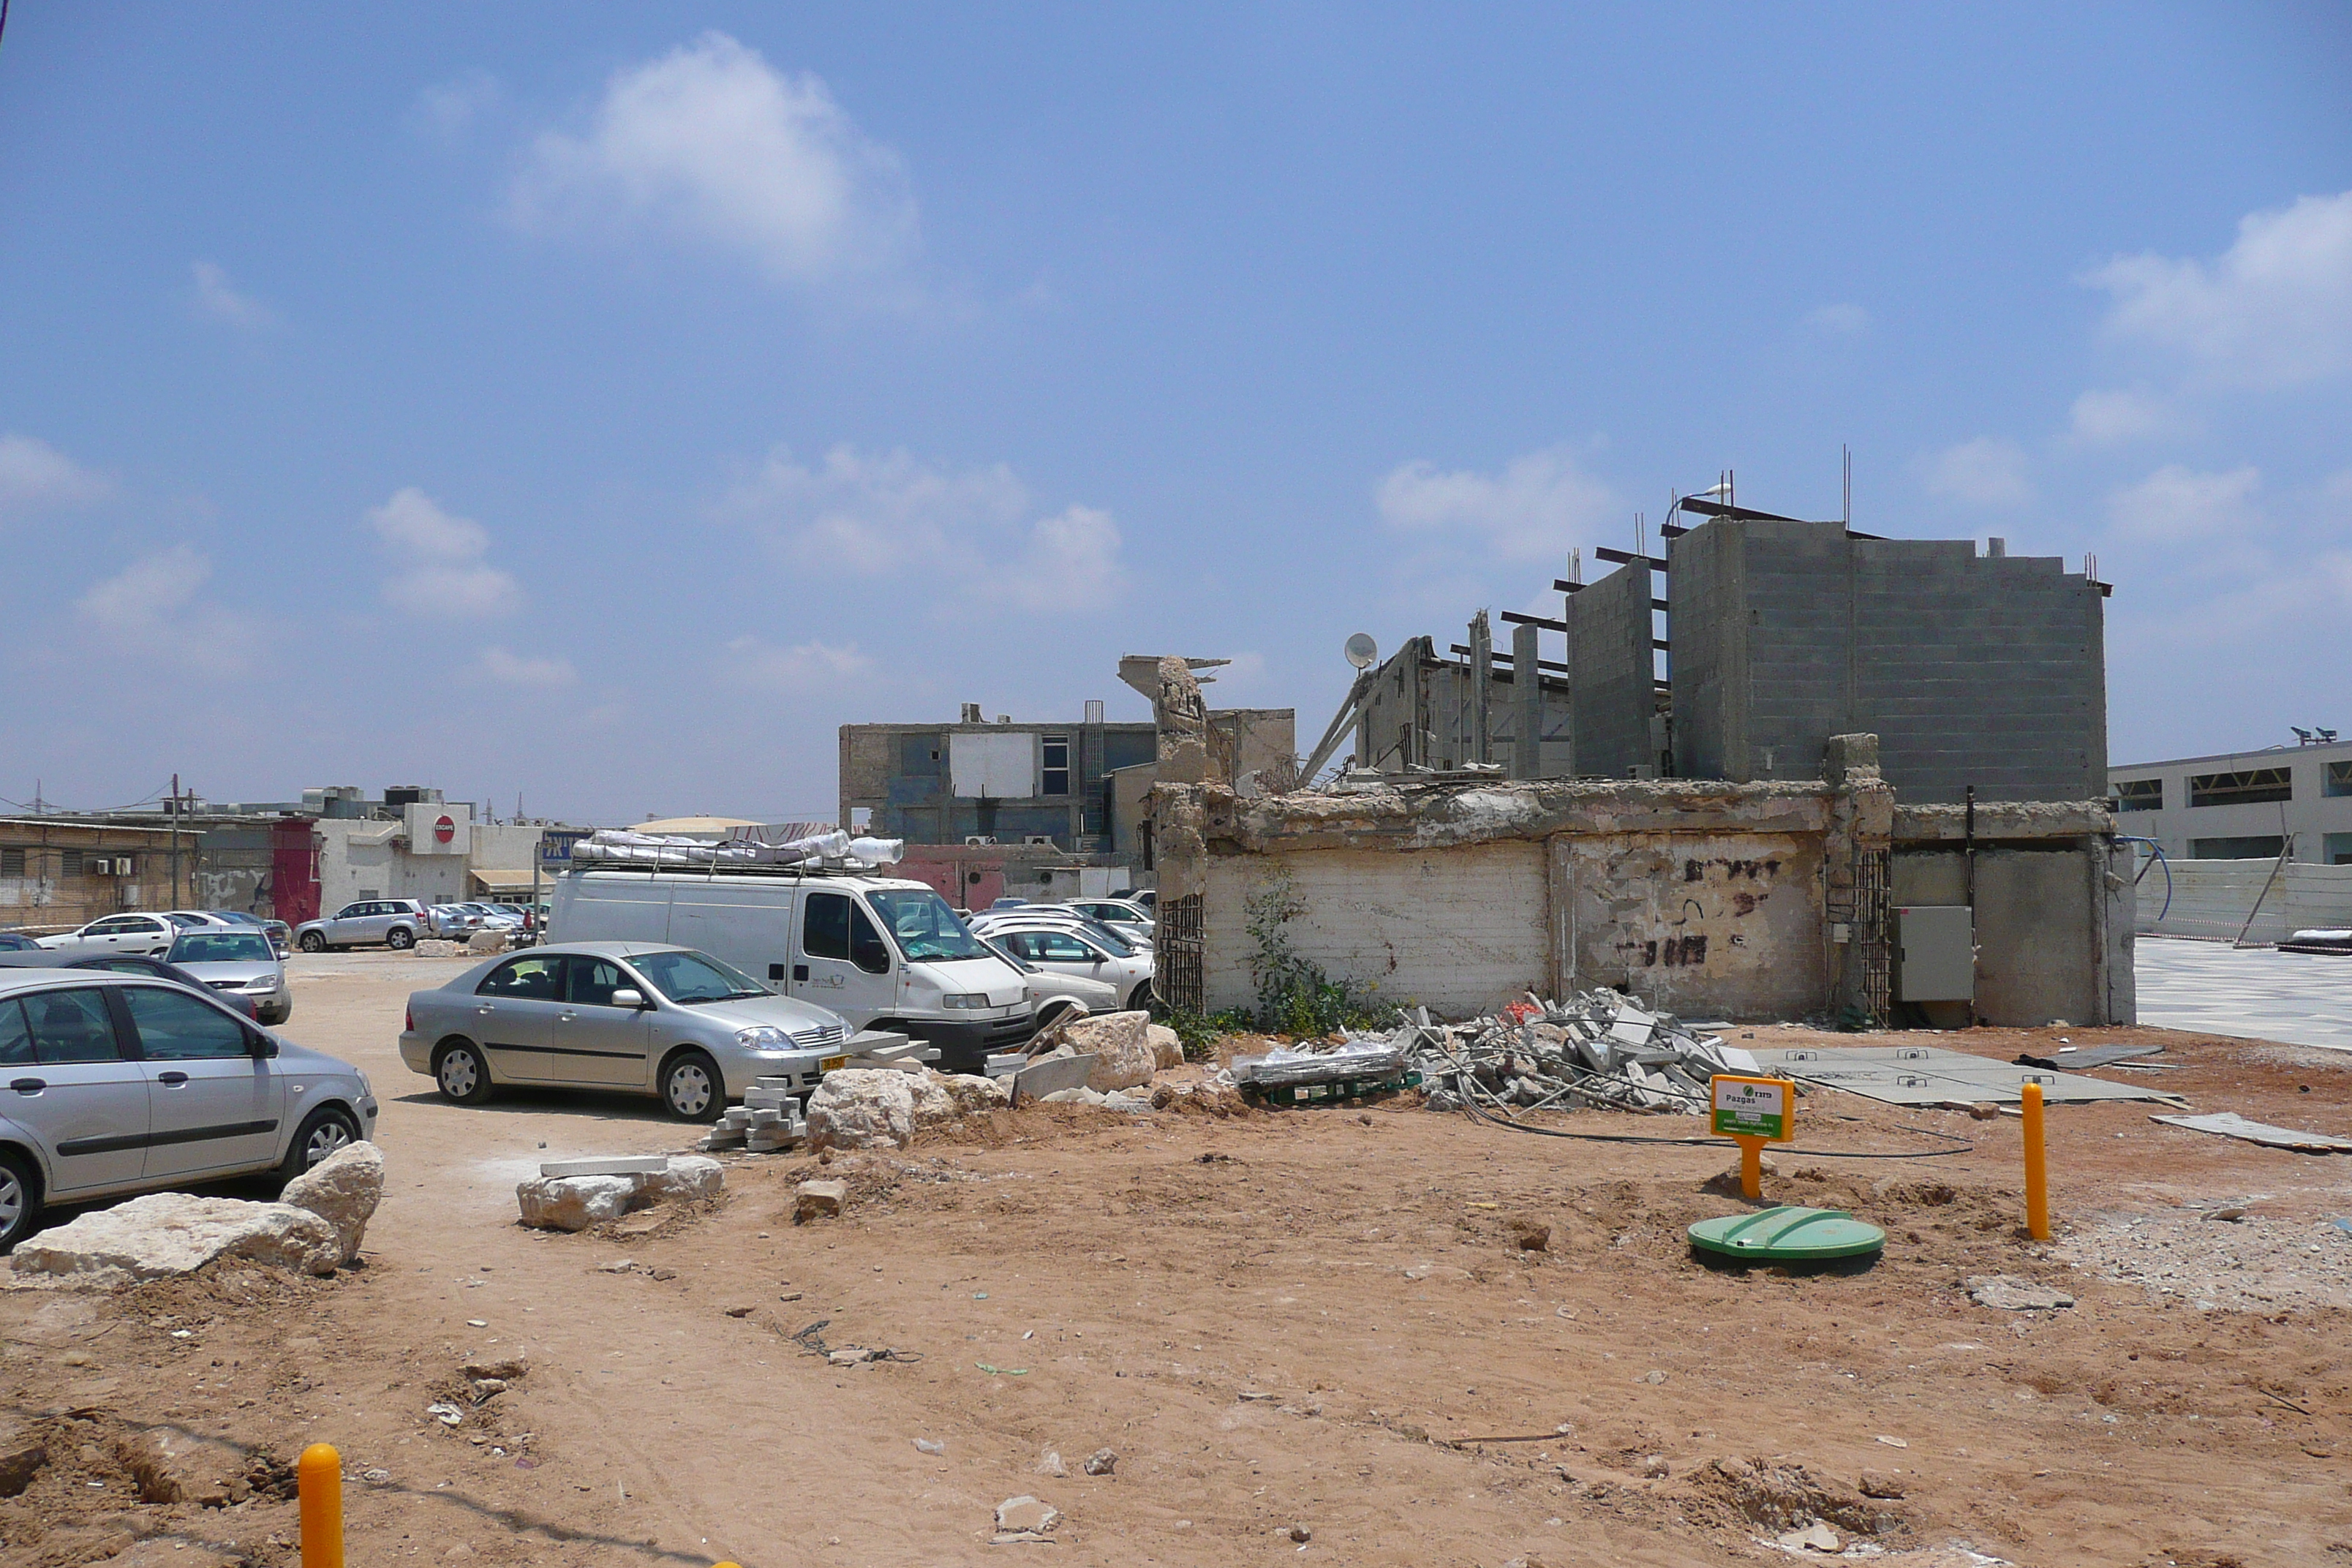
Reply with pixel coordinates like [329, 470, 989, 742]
[1512, 622, 1543, 780]
[1469, 611, 1493, 766]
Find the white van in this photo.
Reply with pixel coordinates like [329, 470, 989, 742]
[546, 868, 1035, 1073]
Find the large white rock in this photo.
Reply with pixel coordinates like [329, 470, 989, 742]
[278, 1139, 384, 1266]
[1060, 1011, 1157, 1091]
[12, 1194, 342, 1284]
[935, 1073, 1011, 1116]
[1146, 1023, 1184, 1070]
[807, 1069, 919, 1151]
[641, 1154, 723, 1205]
[467, 930, 510, 954]
[515, 1174, 638, 1232]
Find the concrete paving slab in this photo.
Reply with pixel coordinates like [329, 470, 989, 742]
[1742, 1044, 2183, 1107]
[2133, 937, 2352, 1054]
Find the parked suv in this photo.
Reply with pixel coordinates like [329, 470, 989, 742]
[294, 898, 434, 952]
[0, 968, 378, 1251]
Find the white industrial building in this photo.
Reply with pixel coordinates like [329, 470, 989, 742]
[2108, 736, 2352, 866]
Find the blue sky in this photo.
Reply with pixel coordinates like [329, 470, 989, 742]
[3, 4, 2348, 823]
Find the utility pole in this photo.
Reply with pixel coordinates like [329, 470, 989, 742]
[170, 772, 182, 909]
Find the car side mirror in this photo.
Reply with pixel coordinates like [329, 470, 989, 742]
[610, 988, 647, 1009]
[248, 1032, 279, 1058]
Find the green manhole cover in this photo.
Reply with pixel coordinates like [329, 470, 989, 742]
[1688, 1205, 1886, 1262]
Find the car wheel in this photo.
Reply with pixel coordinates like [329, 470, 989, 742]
[298, 930, 326, 953]
[387, 926, 415, 951]
[1036, 1000, 1078, 1030]
[1127, 982, 1156, 1011]
[433, 1041, 494, 1105]
[276, 1105, 361, 1186]
[660, 1049, 725, 1122]
[0, 1150, 40, 1254]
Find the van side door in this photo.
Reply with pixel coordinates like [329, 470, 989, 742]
[795, 892, 896, 1025]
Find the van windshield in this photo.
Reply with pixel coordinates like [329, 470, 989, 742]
[866, 890, 992, 962]
[631, 949, 769, 1004]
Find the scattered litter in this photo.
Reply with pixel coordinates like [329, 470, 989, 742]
[1873, 1435, 1908, 1450]
[465, 1319, 486, 1328]
[993, 1494, 1060, 1542]
[1036, 1449, 1066, 1478]
[977, 1364, 1030, 1376]
[2148, 1112, 2352, 1154]
[426, 1403, 464, 1428]
[914, 1439, 945, 1455]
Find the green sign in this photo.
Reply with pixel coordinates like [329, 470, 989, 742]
[1711, 1075, 1793, 1141]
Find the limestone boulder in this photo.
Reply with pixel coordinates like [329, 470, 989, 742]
[1061, 1011, 1156, 1091]
[12, 1194, 341, 1284]
[467, 930, 510, 954]
[640, 1155, 723, 1205]
[1146, 1023, 1184, 1070]
[794, 1179, 848, 1222]
[278, 1139, 384, 1266]
[807, 1068, 919, 1151]
[936, 1072, 1011, 1115]
[415, 939, 459, 957]
[515, 1175, 638, 1232]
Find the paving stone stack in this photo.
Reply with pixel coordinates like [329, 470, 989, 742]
[702, 1079, 809, 1153]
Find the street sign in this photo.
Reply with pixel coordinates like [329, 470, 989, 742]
[538, 829, 588, 870]
[1711, 1074, 1795, 1141]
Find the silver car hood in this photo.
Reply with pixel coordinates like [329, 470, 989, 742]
[176, 960, 281, 984]
[665, 992, 850, 1036]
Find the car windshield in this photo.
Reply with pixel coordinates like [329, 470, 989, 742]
[165, 913, 212, 928]
[1070, 919, 1136, 956]
[979, 936, 1040, 974]
[168, 932, 274, 964]
[629, 949, 769, 1004]
[866, 889, 992, 962]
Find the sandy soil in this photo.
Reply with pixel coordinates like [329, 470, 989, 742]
[5, 951, 2352, 1567]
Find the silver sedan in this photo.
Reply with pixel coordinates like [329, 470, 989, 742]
[398, 941, 864, 1120]
[165, 928, 293, 1027]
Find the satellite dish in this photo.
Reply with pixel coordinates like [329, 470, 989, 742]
[1343, 633, 1379, 670]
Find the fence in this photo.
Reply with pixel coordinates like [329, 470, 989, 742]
[2133, 855, 2352, 943]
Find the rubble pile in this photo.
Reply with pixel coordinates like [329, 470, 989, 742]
[1365, 991, 1755, 1116]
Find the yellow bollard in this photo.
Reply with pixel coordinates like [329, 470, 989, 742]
[298, 1443, 343, 1568]
[2021, 1082, 2049, 1240]
[1738, 1137, 1764, 1201]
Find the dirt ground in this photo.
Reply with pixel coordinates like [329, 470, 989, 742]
[5, 951, 2352, 1568]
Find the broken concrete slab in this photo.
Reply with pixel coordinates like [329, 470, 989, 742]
[1010, 1053, 1097, 1106]
[2149, 1112, 2352, 1154]
[1967, 1275, 2076, 1311]
[11, 1194, 342, 1284]
[994, 1494, 1060, 1536]
[278, 1139, 384, 1266]
[794, 1180, 848, 1224]
[516, 1175, 638, 1232]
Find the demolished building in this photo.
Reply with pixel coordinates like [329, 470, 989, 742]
[1152, 499, 2131, 1028]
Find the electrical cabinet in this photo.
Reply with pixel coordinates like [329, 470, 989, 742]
[1893, 905, 1974, 1002]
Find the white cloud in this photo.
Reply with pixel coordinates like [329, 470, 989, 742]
[75, 546, 257, 671]
[368, 488, 521, 618]
[722, 445, 1127, 609]
[0, 432, 111, 518]
[191, 261, 276, 330]
[1374, 445, 1616, 562]
[723, 636, 874, 690]
[2105, 464, 2261, 543]
[481, 646, 576, 687]
[513, 32, 916, 286]
[1805, 302, 1869, 335]
[1923, 437, 2034, 508]
[2086, 189, 2352, 388]
[2066, 387, 2185, 445]
[409, 69, 501, 141]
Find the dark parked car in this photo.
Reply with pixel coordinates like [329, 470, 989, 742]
[0, 951, 261, 1019]
[0, 933, 41, 952]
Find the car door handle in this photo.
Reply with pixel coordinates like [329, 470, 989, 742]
[476, 1004, 494, 1014]
[557, 1011, 576, 1022]
[10, 1078, 44, 1094]
[158, 1071, 189, 1087]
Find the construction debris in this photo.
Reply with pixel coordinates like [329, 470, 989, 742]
[1297, 992, 1758, 1116]
[2148, 1112, 2352, 1154]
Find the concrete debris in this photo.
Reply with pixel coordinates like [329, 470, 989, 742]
[10, 1194, 344, 1285]
[2149, 1111, 2352, 1154]
[806, 1068, 1007, 1151]
[794, 1179, 848, 1224]
[1083, 1447, 1117, 1476]
[994, 1494, 1061, 1538]
[415, 939, 461, 957]
[515, 1156, 725, 1232]
[1345, 993, 1756, 1116]
[1774, 1521, 1842, 1553]
[1967, 1275, 2076, 1311]
[278, 1140, 385, 1267]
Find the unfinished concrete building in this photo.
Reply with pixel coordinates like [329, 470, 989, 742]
[1158, 492, 2125, 1028]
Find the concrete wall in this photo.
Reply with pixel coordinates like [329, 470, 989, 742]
[1567, 561, 1656, 779]
[1670, 518, 2106, 804]
[1201, 843, 1548, 1016]
[1553, 831, 1825, 1018]
[1354, 638, 1572, 777]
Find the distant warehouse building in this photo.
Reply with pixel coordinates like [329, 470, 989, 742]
[2108, 736, 2352, 864]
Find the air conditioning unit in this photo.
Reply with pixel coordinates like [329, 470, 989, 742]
[965, 835, 997, 847]
[1023, 835, 1055, 848]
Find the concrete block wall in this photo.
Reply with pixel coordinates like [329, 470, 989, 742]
[1670, 518, 2106, 804]
[1567, 561, 1656, 779]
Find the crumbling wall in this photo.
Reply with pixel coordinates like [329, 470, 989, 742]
[1553, 832, 1825, 1018]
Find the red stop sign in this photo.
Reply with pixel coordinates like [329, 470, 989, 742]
[434, 814, 456, 844]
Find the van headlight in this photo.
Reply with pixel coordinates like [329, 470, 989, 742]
[941, 993, 989, 1009]
[735, 1026, 792, 1049]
